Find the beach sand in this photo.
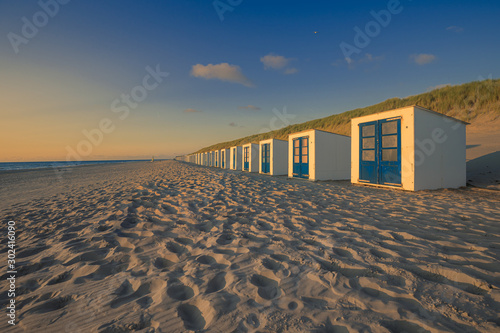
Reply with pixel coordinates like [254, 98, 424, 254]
[0, 160, 499, 333]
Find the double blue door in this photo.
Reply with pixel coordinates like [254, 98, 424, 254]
[292, 137, 309, 178]
[232, 148, 236, 169]
[243, 147, 250, 171]
[261, 143, 270, 173]
[359, 118, 401, 186]
[221, 151, 225, 168]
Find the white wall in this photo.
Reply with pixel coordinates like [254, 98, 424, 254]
[413, 109, 466, 190]
[230, 146, 242, 170]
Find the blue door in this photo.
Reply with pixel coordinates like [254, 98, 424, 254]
[359, 118, 401, 186]
[261, 143, 270, 173]
[221, 151, 225, 168]
[243, 147, 249, 171]
[292, 137, 309, 178]
[232, 148, 236, 169]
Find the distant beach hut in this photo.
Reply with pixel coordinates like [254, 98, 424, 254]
[220, 148, 230, 169]
[214, 150, 220, 168]
[230, 146, 242, 170]
[351, 105, 467, 191]
[242, 143, 259, 172]
[208, 151, 213, 167]
[288, 129, 350, 181]
[259, 139, 288, 175]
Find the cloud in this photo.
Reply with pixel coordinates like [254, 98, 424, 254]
[229, 122, 238, 127]
[284, 68, 298, 75]
[427, 83, 451, 92]
[446, 26, 464, 33]
[190, 63, 253, 87]
[238, 105, 261, 111]
[333, 53, 384, 69]
[260, 53, 298, 74]
[410, 53, 437, 65]
[183, 108, 202, 113]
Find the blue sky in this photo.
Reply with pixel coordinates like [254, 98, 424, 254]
[0, 0, 499, 161]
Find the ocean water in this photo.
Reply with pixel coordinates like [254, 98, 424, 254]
[0, 160, 150, 171]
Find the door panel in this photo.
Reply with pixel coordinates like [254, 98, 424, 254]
[261, 144, 270, 173]
[292, 137, 309, 178]
[244, 147, 249, 171]
[359, 119, 401, 185]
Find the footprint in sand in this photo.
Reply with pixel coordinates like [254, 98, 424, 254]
[216, 233, 235, 245]
[197, 255, 217, 265]
[177, 304, 206, 331]
[166, 241, 187, 254]
[167, 283, 195, 301]
[206, 273, 226, 294]
[250, 275, 281, 300]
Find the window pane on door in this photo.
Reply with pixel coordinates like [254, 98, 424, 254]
[382, 149, 398, 161]
[362, 150, 375, 161]
[382, 135, 397, 148]
[362, 125, 375, 137]
[382, 121, 398, 135]
[362, 137, 375, 149]
[294, 140, 300, 147]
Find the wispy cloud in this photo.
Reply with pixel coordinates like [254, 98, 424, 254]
[446, 26, 464, 33]
[183, 108, 202, 113]
[410, 53, 437, 65]
[260, 53, 298, 74]
[229, 122, 238, 127]
[238, 105, 261, 111]
[190, 63, 253, 87]
[333, 53, 384, 69]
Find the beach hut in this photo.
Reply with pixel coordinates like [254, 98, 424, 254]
[220, 148, 230, 169]
[242, 143, 259, 172]
[230, 146, 242, 170]
[208, 151, 213, 167]
[351, 105, 467, 191]
[214, 150, 220, 168]
[259, 139, 288, 175]
[288, 129, 350, 181]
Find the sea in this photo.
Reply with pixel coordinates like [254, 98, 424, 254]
[0, 160, 151, 172]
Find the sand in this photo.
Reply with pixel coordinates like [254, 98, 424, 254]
[0, 160, 499, 333]
[466, 114, 500, 190]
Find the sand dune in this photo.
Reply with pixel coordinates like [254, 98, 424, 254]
[0, 161, 499, 332]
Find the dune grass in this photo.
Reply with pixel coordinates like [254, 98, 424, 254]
[193, 79, 500, 154]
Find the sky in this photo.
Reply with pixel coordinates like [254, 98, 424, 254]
[0, 0, 499, 162]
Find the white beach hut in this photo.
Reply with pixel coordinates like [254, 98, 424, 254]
[220, 148, 230, 169]
[242, 143, 259, 172]
[259, 139, 288, 175]
[351, 105, 467, 191]
[230, 146, 242, 171]
[288, 129, 351, 181]
[214, 150, 220, 168]
[208, 151, 213, 167]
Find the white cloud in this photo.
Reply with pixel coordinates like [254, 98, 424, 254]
[190, 63, 253, 87]
[284, 68, 298, 75]
[446, 26, 464, 33]
[332, 53, 384, 69]
[183, 108, 202, 113]
[410, 53, 437, 65]
[239, 105, 261, 110]
[260, 53, 298, 74]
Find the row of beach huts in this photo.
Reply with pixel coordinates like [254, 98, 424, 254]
[175, 106, 468, 191]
